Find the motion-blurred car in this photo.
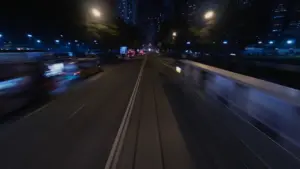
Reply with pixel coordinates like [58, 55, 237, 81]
[138, 50, 145, 56]
[127, 49, 136, 58]
[0, 61, 50, 116]
[65, 53, 103, 79]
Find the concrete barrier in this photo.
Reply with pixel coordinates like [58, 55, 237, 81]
[179, 60, 300, 168]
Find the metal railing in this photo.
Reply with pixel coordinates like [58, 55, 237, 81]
[179, 60, 300, 168]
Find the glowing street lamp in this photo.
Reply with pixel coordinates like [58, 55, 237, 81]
[204, 10, 215, 20]
[55, 40, 60, 43]
[287, 39, 295, 45]
[91, 8, 101, 18]
[172, 32, 177, 37]
[27, 34, 33, 38]
[36, 40, 41, 43]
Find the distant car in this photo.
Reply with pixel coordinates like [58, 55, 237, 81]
[127, 49, 136, 58]
[138, 50, 145, 55]
[65, 53, 103, 78]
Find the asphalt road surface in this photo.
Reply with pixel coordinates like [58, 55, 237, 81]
[0, 54, 298, 169]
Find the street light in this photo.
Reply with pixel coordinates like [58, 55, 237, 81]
[287, 39, 294, 45]
[0, 34, 3, 38]
[36, 40, 41, 43]
[258, 41, 263, 44]
[27, 34, 33, 38]
[223, 40, 228, 44]
[55, 40, 60, 43]
[91, 8, 101, 17]
[204, 10, 215, 20]
[172, 32, 177, 37]
[269, 40, 274, 44]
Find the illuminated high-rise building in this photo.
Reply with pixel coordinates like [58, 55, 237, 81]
[269, 1, 288, 37]
[284, 2, 300, 38]
[117, 0, 137, 24]
[237, 0, 253, 8]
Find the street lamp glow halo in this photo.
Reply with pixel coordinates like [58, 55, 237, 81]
[91, 8, 101, 17]
[204, 10, 215, 20]
[172, 32, 177, 37]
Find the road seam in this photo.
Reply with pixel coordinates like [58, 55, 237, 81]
[23, 102, 53, 119]
[67, 104, 86, 119]
[152, 75, 166, 169]
[104, 56, 147, 169]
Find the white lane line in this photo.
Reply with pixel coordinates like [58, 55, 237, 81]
[159, 59, 175, 70]
[67, 104, 86, 119]
[87, 73, 105, 83]
[23, 102, 53, 119]
[104, 56, 147, 169]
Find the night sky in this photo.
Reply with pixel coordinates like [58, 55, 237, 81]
[0, 0, 113, 41]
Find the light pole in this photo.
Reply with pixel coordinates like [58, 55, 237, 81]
[204, 10, 215, 20]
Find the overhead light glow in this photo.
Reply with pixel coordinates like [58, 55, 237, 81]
[287, 39, 294, 44]
[176, 66, 182, 73]
[91, 8, 101, 17]
[204, 11, 215, 20]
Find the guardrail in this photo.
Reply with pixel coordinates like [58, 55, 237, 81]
[179, 60, 300, 168]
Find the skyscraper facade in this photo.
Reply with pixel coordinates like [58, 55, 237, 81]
[117, 0, 137, 24]
[269, 1, 288, 38]
[284, 2, 300, 38]
[237, 0, 253, 8]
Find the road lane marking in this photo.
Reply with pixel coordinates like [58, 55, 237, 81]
[23, 102, 53, 119]
[159, 59, 175, 70]
[67, 104, 86, 119]
[104, 56, 147, 169]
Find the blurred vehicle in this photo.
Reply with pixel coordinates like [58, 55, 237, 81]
[71, 53, 103, 78]
[42, 53, 73, 90]
[127, 49, 136, 58]
[138, 50, 145, 56]
[0, 61, 50, 116]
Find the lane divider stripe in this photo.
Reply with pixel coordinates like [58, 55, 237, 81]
[104, 56, 147, 169]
